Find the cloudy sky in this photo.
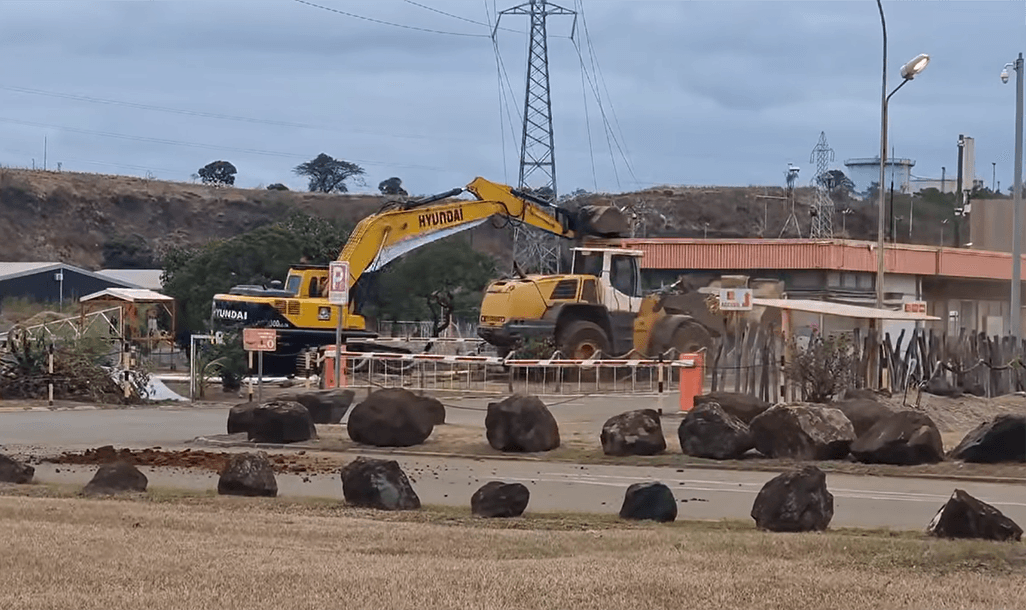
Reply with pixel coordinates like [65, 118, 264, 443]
[0, 0, 1024, 196]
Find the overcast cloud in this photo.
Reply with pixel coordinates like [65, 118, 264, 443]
[0, 0, 1023, 196]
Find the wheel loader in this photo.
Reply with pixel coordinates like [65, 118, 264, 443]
[477, 245, 735, 359]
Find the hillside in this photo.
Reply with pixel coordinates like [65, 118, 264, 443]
[0, 167, 946, 271]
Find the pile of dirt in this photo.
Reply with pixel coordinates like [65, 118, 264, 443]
[881, 392, 1026, 435]
[43, 446, 341, 475]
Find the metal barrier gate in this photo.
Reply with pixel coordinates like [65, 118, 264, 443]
[323, 348, 698, 397]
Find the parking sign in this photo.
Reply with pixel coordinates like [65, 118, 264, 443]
[328, 261, 349, 306]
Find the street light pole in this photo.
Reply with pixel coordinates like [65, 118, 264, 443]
[1003, 53, 1024, 341]
[876, 0, 888, 309]
[875, 0, 930, 308]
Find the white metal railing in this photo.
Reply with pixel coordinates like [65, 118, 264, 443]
[323, 348, 696, 396]
[0, 306, 123, 348]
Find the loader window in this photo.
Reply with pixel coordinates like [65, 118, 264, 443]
[611, 255, 640, 297]
[572, 252, 603, 277]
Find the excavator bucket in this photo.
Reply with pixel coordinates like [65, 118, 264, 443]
[575, 205, 630, 238]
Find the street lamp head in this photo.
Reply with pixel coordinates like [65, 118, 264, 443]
[899, 53, 930, 80]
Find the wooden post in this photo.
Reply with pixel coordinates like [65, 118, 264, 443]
[247, 351, 254, 402]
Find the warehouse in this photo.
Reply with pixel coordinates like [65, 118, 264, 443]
[0, 262, 142, 307]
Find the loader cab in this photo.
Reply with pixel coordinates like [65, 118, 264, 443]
[570, 247, 644, 313]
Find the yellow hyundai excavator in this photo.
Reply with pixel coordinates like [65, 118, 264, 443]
[210, 177, 618, 376]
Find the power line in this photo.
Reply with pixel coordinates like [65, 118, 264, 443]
[0, 84, 482, 145]
[572, 37, 619, 189]
[577, 3, 637, 182]
[578, 45, 598, 191]
[406, 0, 524, 34]
[293, 0, 489, 37]
[402, 0, 487, 27]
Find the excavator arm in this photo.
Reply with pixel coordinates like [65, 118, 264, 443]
[334, 177, 578, 291]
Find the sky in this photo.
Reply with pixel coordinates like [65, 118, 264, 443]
[0, 0, 1024, 196]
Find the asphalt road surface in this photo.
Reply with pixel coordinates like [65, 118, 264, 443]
[2, 405, 1025, 531]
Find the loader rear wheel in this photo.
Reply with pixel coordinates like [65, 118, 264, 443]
[670, 323, 713, 355]
[557, 320, 611, 360]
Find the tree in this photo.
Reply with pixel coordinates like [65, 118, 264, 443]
[197, 160, 237, 186]
[266, 183, 289, 191]
[818, 169, 855, 195]
[378, 177, 408, 196]
[365, 237, 497, 329]
[293, 153, 365, 193]
[783, 331, 856, 403]
[161, 211, 352, 334]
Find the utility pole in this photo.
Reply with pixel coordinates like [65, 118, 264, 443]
[941, 166, 946, 194]
[955, 135, 965, 248]
[494, 0, 576, 275]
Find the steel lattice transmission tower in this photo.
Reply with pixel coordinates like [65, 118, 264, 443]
[809, 131, 836, 239]
[495, 0, 575, 274]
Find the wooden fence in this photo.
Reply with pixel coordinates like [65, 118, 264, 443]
[705, 321, 1026, 403]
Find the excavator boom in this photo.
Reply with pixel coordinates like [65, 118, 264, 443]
[337, 177, 576, 289]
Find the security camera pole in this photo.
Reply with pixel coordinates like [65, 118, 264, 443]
[1002, 53, 1024, 342]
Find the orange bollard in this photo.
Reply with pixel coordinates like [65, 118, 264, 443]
[678, 351, 705, 412]
[321, 347, 348, 389]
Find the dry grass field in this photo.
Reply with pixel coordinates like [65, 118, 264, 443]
[1, 486, 1024, 610]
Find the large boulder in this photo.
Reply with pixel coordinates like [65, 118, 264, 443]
[248, 401, 316, 444]
[576, 204, 630, 237]
[850, 410, 944, 465]
[749, 403, 856, 460]
[217, 451, 278, 497]
[927, 489, 1023, 542]
[471, 481, 530, 518]
[949, 415, 1026, 463]
[694, 391, 770, 424]
[751, 465, 834, 532]
[82, 461, 148, 496]
[340, 457, 420, 511]
[833, 398, 895, 437]
[288, 389, 356, 424]
[839, 387, 891, 401]
[347, 388, 442, 447]
[485, 394, 560, 453]
[227, 401, 258, 435]
[600, 409, 666, 456]
[0, 453, 34, 484]
[619, 482, 677, 522]
[678, 402, 754, 460]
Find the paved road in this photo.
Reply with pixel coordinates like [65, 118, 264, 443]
[2, 405, 1025, 530]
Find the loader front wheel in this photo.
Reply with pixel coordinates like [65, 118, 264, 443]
[557, 320, 610, 360]
[670, 322, 713, 355]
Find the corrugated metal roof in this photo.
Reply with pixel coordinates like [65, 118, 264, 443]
[0, 262, 60, 278]
[80, 288, 173, 302]
[753, 298, 941, 321]
[622, 238, 1026, 281]
[96, 269, 164, 291]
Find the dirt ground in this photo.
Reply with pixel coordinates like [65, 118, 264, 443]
[0, 487, 1023, 610]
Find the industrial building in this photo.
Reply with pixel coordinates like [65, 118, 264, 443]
[0, 262, 147, 306]
[623, 237, 1026, 341]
